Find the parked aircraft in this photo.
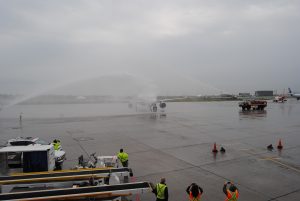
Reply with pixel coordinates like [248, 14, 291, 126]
[288, 88, 300, 100]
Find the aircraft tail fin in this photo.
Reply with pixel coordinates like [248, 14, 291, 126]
[288, 87, 292, 94]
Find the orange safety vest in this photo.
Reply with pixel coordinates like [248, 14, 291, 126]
[225, 190, 239, 201]
[189, 192, 201, 201]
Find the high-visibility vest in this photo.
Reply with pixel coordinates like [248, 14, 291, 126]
[53, 142, 61, 150]
[156, 183, 167, 199]
[117, 152, 128, 163]
[225, 190, 239, 201]
[189, 191, 201, 201]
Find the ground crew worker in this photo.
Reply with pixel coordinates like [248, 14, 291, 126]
[117, 148, 129, 167]
[152, 178, 168, 201]
[223, 181, 239, 201]
[153, 104, 157, 112]
[186, 183, 203, 201]
[53, 139, 61, 151]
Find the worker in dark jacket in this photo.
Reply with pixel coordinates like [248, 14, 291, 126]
[152, 178, 168, 201]
[186, 183, 203, 201]
[223, 181, 239, 201]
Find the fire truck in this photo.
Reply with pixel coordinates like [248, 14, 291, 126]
[239, 100, 267, 111]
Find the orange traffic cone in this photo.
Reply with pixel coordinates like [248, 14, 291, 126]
[212, 142, 218, 153]
[277, 139, 283, 149]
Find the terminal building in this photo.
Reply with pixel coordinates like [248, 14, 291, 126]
[255, 90, 273, 97]
[238, 93, 251, 97]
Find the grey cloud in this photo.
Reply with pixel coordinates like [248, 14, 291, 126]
[0, 0, 299, 95]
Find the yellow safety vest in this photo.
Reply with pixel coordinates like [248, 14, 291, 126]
[53, 142, 61, 150]
[156, 183, 167, 199]
[117, 152, 128, 163]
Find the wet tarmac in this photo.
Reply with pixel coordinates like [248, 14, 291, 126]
[0, 100, 300, 200]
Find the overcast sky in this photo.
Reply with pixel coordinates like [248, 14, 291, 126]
[0, 0, 300, 96]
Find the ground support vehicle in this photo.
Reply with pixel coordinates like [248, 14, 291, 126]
[0, 181, 151, 201]
[6, 137, 66, 170]
[0, 167, 133, 193]
[0, 145, 56, 175]
[239, 100, 267, 111]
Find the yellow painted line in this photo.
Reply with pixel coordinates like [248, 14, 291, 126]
[264, 157, 300, 173]
[240, 149, 258, 155]
[11, 167, 113, 176]
[259, 157, 281, 160]
[20, 192, 132, 201]
[240, 149, 300, 173]
[0, 175, 109, 185]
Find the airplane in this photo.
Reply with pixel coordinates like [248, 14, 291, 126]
[128, 97, 186, 113]
[288, 88, 300, 100]
[149, 100, 167, 112]
[129, 99, 168, 113]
